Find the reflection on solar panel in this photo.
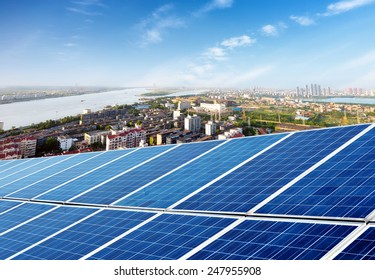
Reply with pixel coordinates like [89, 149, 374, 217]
[334, 226, 375, 260]
[0, 123, 374, 260]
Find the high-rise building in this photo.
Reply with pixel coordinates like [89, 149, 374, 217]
[184, 114, 201, 132]
[205, 121, 217, 136]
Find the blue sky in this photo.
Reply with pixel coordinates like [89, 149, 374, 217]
[1, 0, 375, 89]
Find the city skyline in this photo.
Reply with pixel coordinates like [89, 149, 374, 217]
[1, 0, 375, 88]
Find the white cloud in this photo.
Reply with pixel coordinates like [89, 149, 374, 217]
[196, 0, 234, 15]
[262, 24, 278, 36]
[290, 15, 315, 26]
[203, 47, 227, 61]
[64, 43, 78, 47]
[139, 4, 185, 46]
[221, 35, 256, 49]
[66, 7, 102, 16]
[322, 0, 375, 16]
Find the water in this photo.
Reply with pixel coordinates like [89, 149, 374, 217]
[309, 97, 375, 105]
[0, 88, 205, 130]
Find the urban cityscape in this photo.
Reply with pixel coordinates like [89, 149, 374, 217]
[0, 0, 375, 276]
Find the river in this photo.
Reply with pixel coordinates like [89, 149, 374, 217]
[0, 88, 205, 130]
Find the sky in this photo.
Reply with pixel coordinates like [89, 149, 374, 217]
[1, 0, 375, 89]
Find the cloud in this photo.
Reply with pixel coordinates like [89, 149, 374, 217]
[322, 0, 375, 16]
[290, 15, 315, 26]
[71, 0, 106, 7]
[203, 47, 227, 61]
[64, 43, 78, 47]
[139, 4, 185, 46]
[221, 35, 256, 49]
[195, 0, 234, 15]
[261, 24, 278, 36]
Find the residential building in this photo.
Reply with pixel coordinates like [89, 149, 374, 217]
[106, 128, 146, 150]
[58, 135, 73, 151]
[19, 137, 37, 158]
[184, 114, 201, 132]
[205, 121, 217, 136]
[84, 131, 109, 145]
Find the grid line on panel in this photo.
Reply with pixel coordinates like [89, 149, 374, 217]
[86, 213, 236, 260]
[249, 123, 375, 215]
[67, 146, 179, 203]
[5, 152, 105, 199]
[7, 208, 103, 260]
[80, 213, 162, 260]
[321, 224, 369, 260]
[255, 123, 375, 219]
[110, 140, 229, 205]
[334, 226, 375, 260]
[0, 201, 25, 215]
[115, 133, 288, 209]
[0, 206, 59, 236]
[174, 124, 371, 213]
[0, 159, 33, 175]
[169, 133, 294, 210]
[186, 219, 357, 260]
[33, 149, 138, 201]
[0, 206, 97, 259]
[0, 157, 53, 182]
[33, 149, 139, 201]
[0, 154, 79, 193]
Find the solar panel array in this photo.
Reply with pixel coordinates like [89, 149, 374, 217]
[0, 123, 374, 260]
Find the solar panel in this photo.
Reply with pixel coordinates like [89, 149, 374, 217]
[175, 124, 369, 213]
[0, 153, 95, 196]
[0, 200, 23, 214]
[334, 226, 375, 260]
[71, 141, 224, 205]
[115, 133, 287, 208]
[6, 150, 129, 199]
[256, 126, 375, 218]
[0, 203, 55, 234]
[11, 209, 156, 260]
[0, 205, 96, 259]
[87, 213, 235, 260]
[186, 219, 356, 260]
[0, 123, 374, 260]
[35, 145, 173, 202]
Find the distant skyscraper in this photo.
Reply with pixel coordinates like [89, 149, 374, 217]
[314, 84, 318, 96]
[306, 85, 309, 96]
[318, 85, 322, 96]
[328, 87, 331, 95]
[311, 84, 314, 96]
[296, 86, 300, 96]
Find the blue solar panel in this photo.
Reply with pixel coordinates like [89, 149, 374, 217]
[0, 154, 97, 196]
[176, 124, 369, 213]
[88, 213, 235, 260]
[0, 206, 96, 259]
[334, 227, 375, 260]
[0, 203, 55, 234]
[6, 150, 130, 199]
[115, 134, 286, 208]
[0, 200, 22, 214]
[31, 146, 173, 203]
[0, 157, 64, 188]
[257, 126, 375, 218]
[0, 158, 41, 176]
[72, 141, 223, 205]
[188, 219, 356, 260]
[12, 210, 155, 260]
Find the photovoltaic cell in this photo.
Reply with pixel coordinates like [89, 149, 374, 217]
[0, 159, 34, 175]
[0, 206, 96, 259]
[0, 200, 22, 214]
[188, 220, 356, 260]
[6, 150, 130, 199]
[88, 213, 235, 260]
[115, 134, 286, 208]
[0, 157, 49, 179]
[0, 154, 88, 196]
[72, 141, 223, 205]
[176, 125, 369, 213]
[257, 126, 375, 218]
[0, 203, 55, 234]
[36, 146, 172, 203]
[12, 210, 155, 260]
[334, 227, 375, 260]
